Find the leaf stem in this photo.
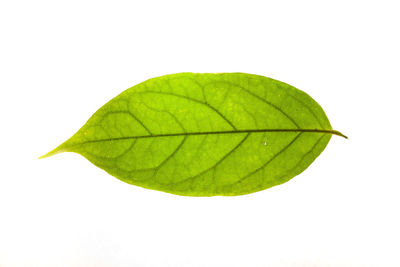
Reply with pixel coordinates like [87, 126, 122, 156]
[74, 128, 348, 144]
[38, 128, 347, 159]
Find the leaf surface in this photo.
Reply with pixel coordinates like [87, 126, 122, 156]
[41, 73, 346, 196]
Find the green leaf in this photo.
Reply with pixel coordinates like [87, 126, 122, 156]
[41, 73, 346, 196]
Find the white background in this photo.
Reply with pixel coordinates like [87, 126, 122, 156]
[1, 0, 399, 266]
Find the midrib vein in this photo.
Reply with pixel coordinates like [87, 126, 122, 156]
[80, 128, 347, 145]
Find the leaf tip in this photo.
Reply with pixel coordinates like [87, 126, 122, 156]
[38, 145, 66, 159]
[38, 151, 56, 159]
[38, 153, 51, 159]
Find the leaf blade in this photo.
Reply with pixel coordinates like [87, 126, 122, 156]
[42, 73, 345, 196]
